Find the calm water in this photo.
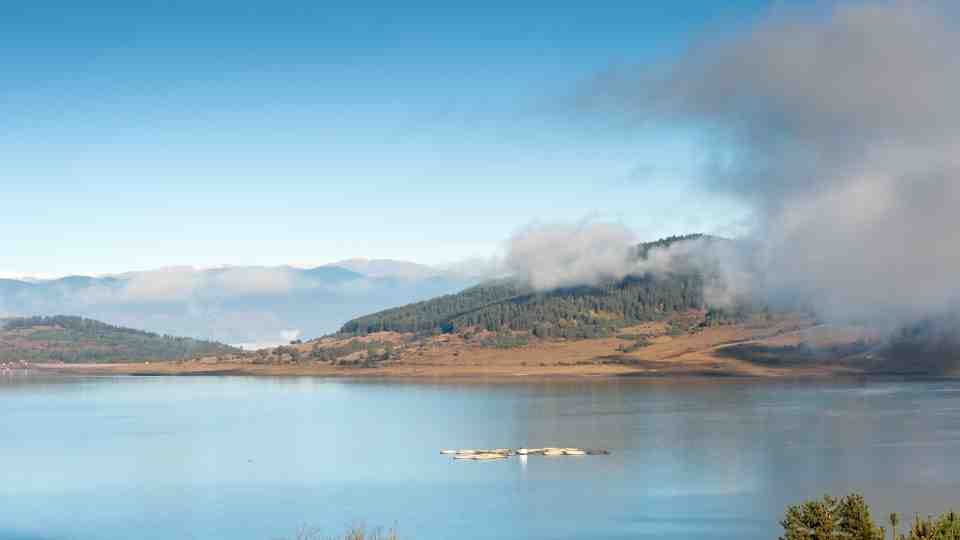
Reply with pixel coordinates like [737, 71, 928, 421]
[3, 375, 960, 540]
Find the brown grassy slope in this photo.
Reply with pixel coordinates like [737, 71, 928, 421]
[37, 312, 896, 379]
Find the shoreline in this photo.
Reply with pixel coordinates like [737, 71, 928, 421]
[28, 360, 937, 383]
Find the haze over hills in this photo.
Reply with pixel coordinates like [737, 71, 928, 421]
[22, 233, 959, 378]
[323, 259, 443, 280]
[0, 261, 474, 347]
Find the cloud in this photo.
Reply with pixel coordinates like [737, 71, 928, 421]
[106, 267, 298, 303]
[505, 221, 636, 290]
[481, 221, 747, 305]
[436, 255, 508, 282]
[280, 329, 301, 342]
[636, 236, 755, 309]
[209, 267, 296, 296]
[583, 0, 960, 324]
[122, 267, 206, 302]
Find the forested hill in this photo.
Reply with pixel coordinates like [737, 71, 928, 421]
[340, 234, 729, 338]
[0, 316, 240, 363]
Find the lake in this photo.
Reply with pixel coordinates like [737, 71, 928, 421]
[3, 375, 960, 540]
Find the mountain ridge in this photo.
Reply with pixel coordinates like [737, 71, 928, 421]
[324, 258, 442, 280]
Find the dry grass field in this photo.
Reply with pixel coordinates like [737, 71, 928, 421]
[37, 312, 899, 380]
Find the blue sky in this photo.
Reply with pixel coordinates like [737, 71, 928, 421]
[1, 1, 785, 276]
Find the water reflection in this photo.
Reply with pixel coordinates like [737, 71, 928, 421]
[2, 376, 959, 540]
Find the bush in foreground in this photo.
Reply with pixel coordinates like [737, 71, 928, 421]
[780, 493, 960, 540]
[280, 525, 397, 540]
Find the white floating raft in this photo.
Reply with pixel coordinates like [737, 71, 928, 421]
[453, 452, 509, 461]
[444, 447, 605, 460]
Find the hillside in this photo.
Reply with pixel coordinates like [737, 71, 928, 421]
[57, 311, 893, 379]
[340, 234, 733, 338]
[0, 315, 239, 364]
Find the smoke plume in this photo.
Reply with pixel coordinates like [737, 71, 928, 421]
[500, 221, 749, 310]
[505, 222, 637, 290]
[584, 0, 960, 325]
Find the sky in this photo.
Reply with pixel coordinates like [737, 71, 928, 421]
[1, 1, 792, 277]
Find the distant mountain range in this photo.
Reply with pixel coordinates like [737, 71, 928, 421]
[0, 261, 474, 347]
[323, 258, 443, 280]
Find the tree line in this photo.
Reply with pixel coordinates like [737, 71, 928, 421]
[340, 235, 733, 338]
[339, 271, 708, 337]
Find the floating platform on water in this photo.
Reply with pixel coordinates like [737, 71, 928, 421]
[441, 447, 609, 460]
[453, 452, 509, 461]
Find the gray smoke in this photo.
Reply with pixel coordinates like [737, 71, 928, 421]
[501, 221, 751, 309]
[636, 236, 755, 309]
[584, 0, 960, 325]
[505, 222, 637, 290]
